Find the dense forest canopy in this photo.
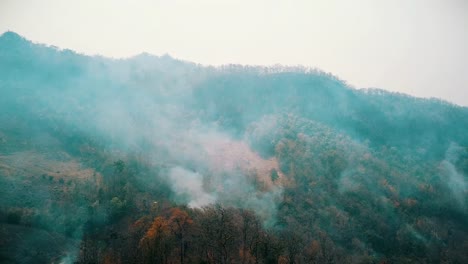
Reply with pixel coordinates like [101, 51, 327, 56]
[0, 31, 467, 264]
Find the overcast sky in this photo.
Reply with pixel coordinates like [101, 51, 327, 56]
[1, 0, 467, 106]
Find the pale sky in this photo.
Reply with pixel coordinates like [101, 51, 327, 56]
[1, 0, 467, 106]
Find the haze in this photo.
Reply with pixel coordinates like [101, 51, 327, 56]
[1, 0, 467, 106]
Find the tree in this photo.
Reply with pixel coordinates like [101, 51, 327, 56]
[198, 205, 240, 264]
[168, 208, 193, 264]
[239, 209, 261, 264]
[140, 216, 172, 264]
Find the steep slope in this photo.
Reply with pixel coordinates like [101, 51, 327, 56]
[0, 31, 467, 263]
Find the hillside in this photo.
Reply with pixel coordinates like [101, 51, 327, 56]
[0, 31, 467, 264]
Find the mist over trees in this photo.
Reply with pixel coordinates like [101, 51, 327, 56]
[0, 31, 467, 263]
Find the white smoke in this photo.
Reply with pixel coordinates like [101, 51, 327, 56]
[168, 166, 216, 208]
[440, 143, 467, 207]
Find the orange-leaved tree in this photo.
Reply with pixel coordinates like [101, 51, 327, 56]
[139, 216, 171, 264]
[168, 208, 193, 264]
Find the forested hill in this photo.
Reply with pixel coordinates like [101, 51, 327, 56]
[1, 31, 467, 263]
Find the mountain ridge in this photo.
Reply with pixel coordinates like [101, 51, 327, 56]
[3, 30, 465, 109]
